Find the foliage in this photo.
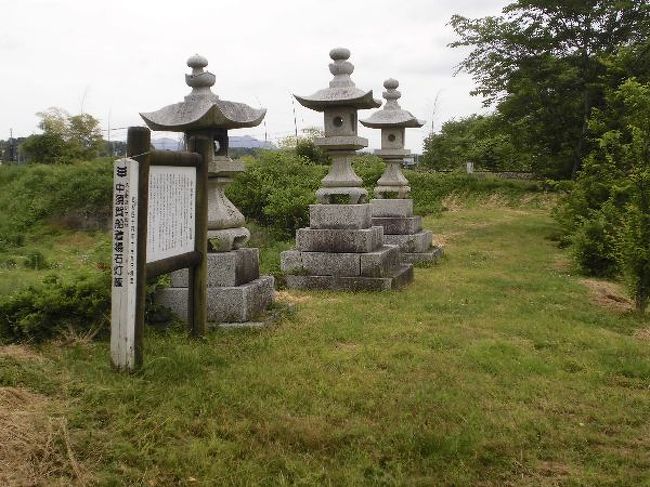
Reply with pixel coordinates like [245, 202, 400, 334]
[227, 151, 326, 239]
[0, 271, 111, 342]
[450, 0, 650, 178]
[421, 114, 530, 172]
[0, 159, 113, 245]
[557, 79, 650, 310]
[278, 127, 329, 164]
[20, 108, 104, 164]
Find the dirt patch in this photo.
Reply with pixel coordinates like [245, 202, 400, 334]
[0, 345, 44, 363]
[0, 387, 88, 486]
[275, 290, 312, 305]
[551, 255, 572, 273]
[633, 327, 650, 341]
[582, 279, 633, 312]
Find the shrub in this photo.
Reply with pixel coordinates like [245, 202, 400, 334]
[227, 151, 325, 238]
[0, 160, 113, 252]
[0, 271, 111, 343]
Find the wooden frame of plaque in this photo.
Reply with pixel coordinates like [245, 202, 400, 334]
[111, 126, 209, 371]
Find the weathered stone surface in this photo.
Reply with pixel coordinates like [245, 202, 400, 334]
[207, 227, 250, 252]
[285, 264, 412, 291]
[310, 204, 371, 229]
[359, 245, 401, 278]
[171, 248, 259, 288]
[384, 231, 433, 253]
[157, 276, 274, 323]
[295, 226, 383, 253]
[282, 244, 402, 278]
[280, 250, 303, 274]
[402, 246, 444, 264]
[370, 198, 413, 218]
[371, 216, 422, 235]
[286, 251, 361, 277]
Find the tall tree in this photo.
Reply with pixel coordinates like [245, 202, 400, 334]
[450, 0, 650, 178]
[21, 108, 104, 164]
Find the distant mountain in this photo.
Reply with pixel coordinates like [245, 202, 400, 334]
[151, 135, 274, 151]
[151, 137, 182, 151]
[229, 135, 275, 149]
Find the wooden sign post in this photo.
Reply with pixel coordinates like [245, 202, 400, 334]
[111, 127, 209, 371]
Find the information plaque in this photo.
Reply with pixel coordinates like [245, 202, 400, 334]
[146, 166, 196, 263]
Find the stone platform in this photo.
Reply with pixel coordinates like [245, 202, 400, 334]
[156, 248, 274, 323]
[371, 199, 443, 264]
[281, 204, 413, 291]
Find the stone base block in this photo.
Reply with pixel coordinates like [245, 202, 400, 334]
[285, 264, 413, 291]
[296, 226, 383, 253]
[309, 204, 371, 229]
[372, 216, 422, 235]
[360, 245, 401, 278]
[384, 231, 433, 253]
[401, 246, 444, 264]
[370, 198, 413, 217]
[156, 276, 275, 323]
[171, 248, 259, 288]
[282, 245, 401, 278]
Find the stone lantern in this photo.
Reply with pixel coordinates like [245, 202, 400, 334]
[281, 49, 413, 290]
[360, 78, 443, 263]
[141, 54, 274, 323]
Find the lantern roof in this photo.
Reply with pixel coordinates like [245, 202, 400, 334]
[294, 48, 381, 112]
[360, 78, 425, 129]
[140, 54, 266, 132]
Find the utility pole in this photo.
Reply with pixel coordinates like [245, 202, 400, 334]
[290, 94, 298, 138]
[8, 128, 15, 163]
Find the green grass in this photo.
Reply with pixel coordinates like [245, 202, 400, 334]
[2, 204, 649, 486]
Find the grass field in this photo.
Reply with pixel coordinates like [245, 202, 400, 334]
[1, 202, 649, 486]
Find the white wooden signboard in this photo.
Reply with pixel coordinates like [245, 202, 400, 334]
[110, 158, 139, 370]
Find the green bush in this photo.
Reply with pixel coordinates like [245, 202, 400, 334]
[0, 271, 111, 343]
[227, 151, 326, 239]
[0, 159, 113, 242]
[556, 79, 650, 310]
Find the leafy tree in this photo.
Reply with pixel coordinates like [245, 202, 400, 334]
[278, 127, 329, 164]
[450, 0, 650, 178]
[421, 114, 529, 172]
[557, 78, 650, 310]
[20, 108, 104, 164]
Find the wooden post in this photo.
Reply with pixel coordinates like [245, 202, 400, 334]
[127, 126, 151, 368]
[187, 135, 210, 337]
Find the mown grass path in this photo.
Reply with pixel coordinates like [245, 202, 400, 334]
[3, 206, 649, 486]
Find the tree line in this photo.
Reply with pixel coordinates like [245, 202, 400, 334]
[435, 0, 650, 311]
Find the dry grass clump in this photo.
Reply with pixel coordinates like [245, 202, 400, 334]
[581, 278, 634, 313]
[0, 387, 88, 486]
[0, 345, 44, 363]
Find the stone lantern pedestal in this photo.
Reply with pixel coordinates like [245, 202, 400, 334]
[280, 49, 413, 291]
[140, 54, 274, 323]
[361, 79, 443, 264]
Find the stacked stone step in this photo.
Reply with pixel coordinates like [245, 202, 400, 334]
[371, 199, 443, 264]
[158, 249, 274, 322]
[281, 204, 413, 291]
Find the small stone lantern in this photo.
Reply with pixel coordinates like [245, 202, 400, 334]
[141, 54, 274, 323]
[360, 78, 443, 263]
[281, 49, 413, 291]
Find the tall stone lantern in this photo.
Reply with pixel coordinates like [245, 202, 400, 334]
[281, 48, 413, 291]
[360, 78, 443, 263]
[141, 54, 274, 323]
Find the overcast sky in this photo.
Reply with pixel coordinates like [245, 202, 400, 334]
[1, 0, 509, 152]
